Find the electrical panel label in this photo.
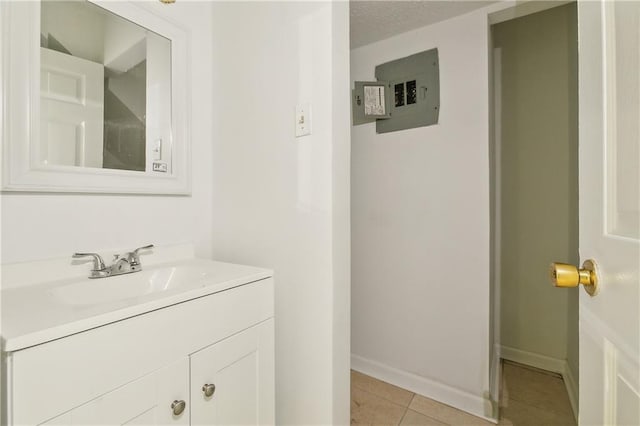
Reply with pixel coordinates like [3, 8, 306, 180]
[364, 85, 386, 116]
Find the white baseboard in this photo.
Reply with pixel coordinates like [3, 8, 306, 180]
[499, 345, 578, 421]
[563, 363, 578, 422]
[351, 354, 498, 424]
[500, 345, 565, 373]
[490, 344, 502, 409]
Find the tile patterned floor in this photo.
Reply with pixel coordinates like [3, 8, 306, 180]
[351, 361, 577, 425]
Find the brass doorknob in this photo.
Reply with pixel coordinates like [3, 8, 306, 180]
[550, 259, 599, 296]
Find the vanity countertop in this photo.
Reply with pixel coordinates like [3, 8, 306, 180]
[1, 257, 272, 352]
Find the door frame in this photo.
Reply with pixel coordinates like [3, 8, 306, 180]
[486, 0, 577, 420]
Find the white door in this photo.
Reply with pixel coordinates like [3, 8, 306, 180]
[40, 47, 104, 168]
[577, 1, 640, 425]
[41, 358, 189, 426]
[190, 320, 275, 426]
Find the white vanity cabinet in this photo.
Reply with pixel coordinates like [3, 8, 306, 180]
[41, 357, 191, 426]
[3, 271, 275, 426]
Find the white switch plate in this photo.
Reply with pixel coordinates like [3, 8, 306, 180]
[152, 138, 162, 160]
[295, 103, 312, 137]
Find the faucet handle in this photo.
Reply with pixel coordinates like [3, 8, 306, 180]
[72, 253, 106, 271]
[127, 244, 154, 265]
[132, 244, 154, 254]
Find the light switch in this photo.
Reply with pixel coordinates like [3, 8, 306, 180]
[295, 103, 311, 137]
[152, 138, 162, 160]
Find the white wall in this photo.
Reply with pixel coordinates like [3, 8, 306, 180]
[1, 2, 213, 263]
[209, 2, 350, 425]
[351, 7, 496, 419]
[493, 0, 579, 383]
[41, 1, 105, 63]
[103, 14, 146, 71]
[3, 2, 351, 423]
[331, 3, 352, 423]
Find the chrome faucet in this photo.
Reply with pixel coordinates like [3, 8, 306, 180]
[73, 244, 154, 279]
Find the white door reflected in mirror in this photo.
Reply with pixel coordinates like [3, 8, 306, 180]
[40, 47, 104, 168]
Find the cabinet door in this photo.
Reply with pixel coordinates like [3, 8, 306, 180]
[41, 358, 189, 426]
[190, 319, 275, 426]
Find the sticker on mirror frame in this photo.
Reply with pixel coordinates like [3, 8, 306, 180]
[152, 162, 168, 173]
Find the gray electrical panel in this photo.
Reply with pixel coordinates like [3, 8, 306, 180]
[352, 48, 440, 133]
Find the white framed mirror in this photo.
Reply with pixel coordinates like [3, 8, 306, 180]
[1, 0, 190, 194]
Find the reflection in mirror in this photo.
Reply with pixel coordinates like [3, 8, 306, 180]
[40, 0, 172, 173]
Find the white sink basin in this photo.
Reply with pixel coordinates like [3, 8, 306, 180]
[50, 265, 209, 306]
[1, 256, 273, 352]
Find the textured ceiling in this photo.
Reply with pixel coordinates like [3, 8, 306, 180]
[350, 1, 496, 49]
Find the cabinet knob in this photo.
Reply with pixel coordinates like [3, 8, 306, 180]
[171, 399, 186, 416]
[202, 383, 216, 398]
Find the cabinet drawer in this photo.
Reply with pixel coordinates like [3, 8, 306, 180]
[7, 278, 273, 425]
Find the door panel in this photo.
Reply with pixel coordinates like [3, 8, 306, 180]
[604, 1, 640, 239]
[124, 409, 156, 426]
[40, 47, 104, 168]
[190, 320, 275, 426]
[578, 1, 640, 424]
[41, 358, 189, 426]
[70, 373, 157, 425]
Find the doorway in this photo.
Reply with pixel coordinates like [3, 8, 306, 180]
[490, 2, 579, 423]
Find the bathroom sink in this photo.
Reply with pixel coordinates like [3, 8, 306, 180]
[2, 255, 273, 352]
[49, 265, 208, 306]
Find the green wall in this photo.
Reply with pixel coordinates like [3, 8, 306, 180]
[494, 2, 579, 381]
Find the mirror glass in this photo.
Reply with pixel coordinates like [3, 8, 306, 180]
[40, 0, 172, 173]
